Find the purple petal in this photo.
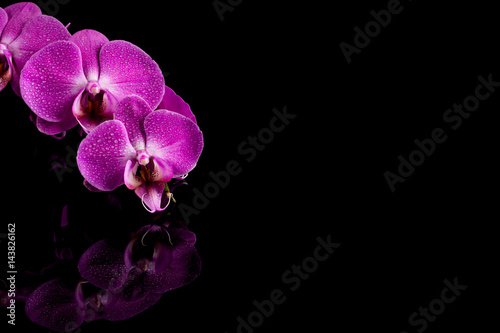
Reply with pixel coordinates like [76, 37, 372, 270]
[70, 29, 109, 81]
[101, 291, 162, 321]
[114, 95, 152, 150]
[144, 111, 204, 178]
[7, 15, 71, 95]
[36, 111, 79, 135]
[157, 85, 197, 123]
[72, 88, 117, 133]
[25, 278, 85, 332]
[98, 40, 164, 109]
[20, 40, 87, 122]
[76, 120, 136, 191]
[144, 241, 201, 293]
[1, 2, 41, 45]
[134, 182, 166, 213]
[0, 48, 12, 92]
[78, 239, 128, 290]
[0, 7, 7, 35]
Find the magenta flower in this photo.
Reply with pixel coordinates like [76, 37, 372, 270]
[76, 95, 203, 212]
[20, 29, 165, 135]
[0, 2, 70, 95]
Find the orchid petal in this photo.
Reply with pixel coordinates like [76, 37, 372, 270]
[25, 278, 84, 332]
[157, 85, 197, 123]
[124, 159, 143, 190]
[70, 29, 109, 81]
[98, 40, 164, 110]
[7, 15, 71, 95]
[78, 239, 128, 290]
[0, 48, 12, 92]
[114, 95, 152, 150]
[72, 88, 117, 133]
[36, 111, 79, 135]
[151, 156, 174, 183]
[0, 7, 7, 35]
[76, 120, 136, 191]
[1, 2, 41, 45]
[101, 291, 162, 321]
[20, 40, 87, 122]
[144, 241, 201, 293]
[144, 111, 203, 178]
[134, 182, 166, 213]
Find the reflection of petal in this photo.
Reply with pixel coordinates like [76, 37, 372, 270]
[25, 278, 85, 332]
[78, 239, 129, 290]
[145, 241, 201, 294]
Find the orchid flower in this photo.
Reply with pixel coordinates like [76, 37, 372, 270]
[76, 95, 203, 212]
[20, 29, 165, 135]
[0, 2, 70, 95]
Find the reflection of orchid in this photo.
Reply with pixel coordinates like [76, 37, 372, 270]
[26, 221, 200, 332]
[0, 2, 70, 95]
[77, 95, 203, 212]
[79, 220, 201, 296]
[20, 29, 165, 134]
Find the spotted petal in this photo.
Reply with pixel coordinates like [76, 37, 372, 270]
[144, 111, 204, 178]
[0, 7, 7, 35]
[20, 40, 87, 122]
[70, 29, 109, 81]
[7, 15, 71, 95]
[1, 2, 41, 45]
[114, 95, 152, 150]
[76, 120, 136, 191]
[98, 40, 165, 110]
[25, 278, 85, 333]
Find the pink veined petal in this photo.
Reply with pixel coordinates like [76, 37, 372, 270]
[98, 40, 165, 110]
[134, 182, 166, 213]
[76, 120, 136, 191]
[0, 7, 8, 34]
[36, 111, 79, 135]
[114, 95, 152, 150]
[144, 111, 204, 178]
[157, 85, 197, 123]
[1, 2, 41, 45]
[8, 15, 71, 95]
[151, 156, 174, 183]
[70, 29, 109, 81]
[0, 48, 12, 92]
[20, 40, 87, 122]
[124, 159, 143, 190]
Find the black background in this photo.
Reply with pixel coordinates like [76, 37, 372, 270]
[1, 0, 498, 332]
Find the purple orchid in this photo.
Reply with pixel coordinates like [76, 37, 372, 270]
[20, 29, 165, 135]
[0, 2, 70, 95]
[77, 95, 203, 212]
[78, 220, 201, 299]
